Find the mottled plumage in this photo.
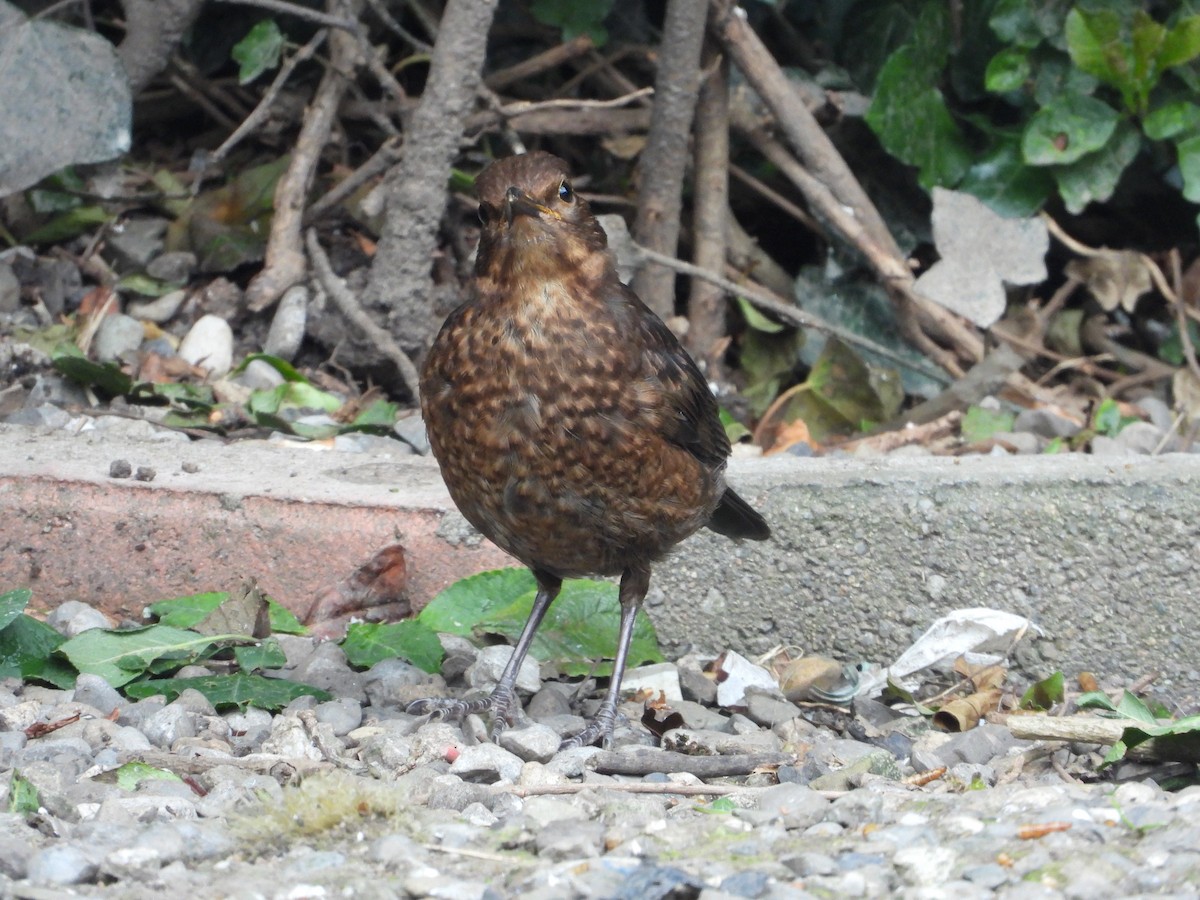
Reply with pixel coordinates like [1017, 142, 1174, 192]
[410, 152, 769, 749]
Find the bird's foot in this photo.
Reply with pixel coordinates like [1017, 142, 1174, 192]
[558, 705, 618, 751]
[406, 683, 522, 741]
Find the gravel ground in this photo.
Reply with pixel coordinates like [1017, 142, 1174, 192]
[1, 616, 1197, 900]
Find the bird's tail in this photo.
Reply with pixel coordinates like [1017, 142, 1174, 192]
[707, 488, 770, 541]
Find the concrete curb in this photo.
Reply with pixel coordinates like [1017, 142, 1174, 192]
[2, 423, 1198, 704]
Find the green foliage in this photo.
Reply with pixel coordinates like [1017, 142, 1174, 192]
[58, 625, 249, 688]
[530, 0, 613, 45]
[1092, 396, 1137, 437]
[859, 0, 1200, 229]
[1078, 689, 1200, 766]
[124, 674, 331, 710]
[0, 593, 75, 689]
[232, 20, 285, 85]
[8, 771, 39, 817]
[961, 405, 1017, 443]
[417, 568, 663, 677]
[1020, 670, 1065, 710]
[341, 620, 444, 673]
[114, 762, 184, 791]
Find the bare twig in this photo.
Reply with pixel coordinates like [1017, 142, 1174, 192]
[306, 136, 404, 223]
[247, 0, 363, 313]
[212, 0, 361, 31]
[363, 0, 431, 51]
[730, 163, 819, 234]
[210, 30, 328, 165]
[686, 43, 731, 370]
[1006, 714, 1200, 764]
[486, 34, 594, 92]
[496, 782, 848, 799]
[590, 750, 793, 778]
[631, 0, 710, 319]
[635, 243, 951, 384]
[306, 229, 422, 400]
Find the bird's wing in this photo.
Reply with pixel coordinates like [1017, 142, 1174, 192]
[617, 284, 732, 469]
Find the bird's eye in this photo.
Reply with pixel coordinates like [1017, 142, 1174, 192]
[558, 180, 574, 203]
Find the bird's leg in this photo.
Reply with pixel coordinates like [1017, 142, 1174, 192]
[560, 565, 650, 751]
[407, 572, 561, 740]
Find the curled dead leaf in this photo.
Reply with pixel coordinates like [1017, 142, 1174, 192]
[779, 655, 855, 704]
[932, 688, 1003, 732]
[1078, 672, 1099, 693]
[904, 766, 947, 787]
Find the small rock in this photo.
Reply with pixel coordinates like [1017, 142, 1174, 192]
[363, 658, 440, 709]
[394, 413, 430, 454]
[466, 646, 541, 695]
[933, 723, 1023, 767]
[135, 465, 156, 482]
[26, 845, 99, 886]
[621, 662, 682, 702]
[753, 783, 831, 829]
[1133, 395, 1174, 432]
[46, 601, 116, 637]
[676, 653, 718, 705]
[178, 314, 234, 378]
[0, 834, 32, 878]
[1014, 407, 1082, 439]
[4, 402, 73, 429]
[744, 688, 802, 728]
[535, 819, 604, 861]
[0, 262, 20, 312]
[127, 289, 187, 323]
[992, 430, 1043, 454]
[264, 285, 308, 361]
[260, 715, 322, 761]
[72, 673, 125, 715]
[142, 703, 198, 749]
[235, 358, 286, 391]
[894, 845, 956, 886]
[1115, 420, 1167, 454]
[93, 313, 144, 363]
[314, 697, 362, 736]
[497, 723, 561, 763]
[146, 251, 197, 283]
[107, 217, 168, 268]
[449, 742, 524, 783]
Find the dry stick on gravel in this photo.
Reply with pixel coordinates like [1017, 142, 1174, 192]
[210, 30, 328, 166]
[636, 243, 950, 385]
[630, 0, 710, 320]
[686, 44, 731, 371]
[590, 750, 795, 778]
[306, 229, 422, 400]
[1005, 715, 1200, 764]
[365, 0, 500, 361]
[712, 1, 983, 375]
[306, 136, 404, 223]
[246, 0, 365, 313]
[499, 782, 848, 800]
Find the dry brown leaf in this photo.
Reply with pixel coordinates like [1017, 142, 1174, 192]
[1078, 672, 1099, 693]
[932, 688, 1003, 732]
[1017, 821, 1073, 840]
[765, 417, 814, 456]
[1065, 251, 1152, 313]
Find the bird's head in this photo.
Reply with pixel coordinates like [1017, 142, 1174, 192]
[473, 152, 611, 288]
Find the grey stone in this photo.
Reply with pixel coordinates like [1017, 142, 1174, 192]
[363, 658, 440, 709]
[1134, 395, 1174, 432]
[263, 285, 308, 361]
[498, 722, 560, 763]
[288, 641, 366, 703]
[535, 819, 604, 861]
[466, 645, 541, 695]
[27, 844, 99, 885]
[127, 289, 188, 324]
[449, 742, 524, 783]
[992, 430, 1044, 454]
[744, 688, 802, 728]
[676, 653, 718, 704]
[393, 412, 431, 454]
[782, 851, 837, 877]
[235, 358, 286, 391]
[752, 783, 830, 829]
[1014, 407, 1082, 438]
[933, 723, 1022, 767]
[369, 832, 425, 867]
[146, 251, 196, 283]
[0, 834, 32, 878]
[3, 402, 72, 429]
[45, 600, 116, 637]
[142, 703, 198, 749]
[1115, 421, 1167, 454]
[107, 217, 168, 268]
[314, 696, 362, 736]
[0, 262, 19, 312]
[93, 313, 144, 362]
[962, 862, 1010, 888]
[894, 845, 956, 886]
[178, 314, 233, 378]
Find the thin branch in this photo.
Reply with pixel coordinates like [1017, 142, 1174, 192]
[306, 229, 422, 399]
[635, 243, 951, 384]
[212, 0, 361, 31]
[306, 136, 404, 223]
[485, 34, 594, 92]
[210, 31, 328, 165]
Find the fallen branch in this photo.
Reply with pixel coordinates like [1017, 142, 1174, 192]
[498, 781, 847, 800]
[1005, 714, 1200, 764]
[589, 749, 794, 778]
[306, 229, 422, 399]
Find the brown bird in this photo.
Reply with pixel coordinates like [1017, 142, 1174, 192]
[409, 152, 770, 749]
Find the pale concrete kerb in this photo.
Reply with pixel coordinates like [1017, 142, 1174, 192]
[1, 422, 1198, 704]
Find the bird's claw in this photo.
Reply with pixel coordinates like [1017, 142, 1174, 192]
[558, 708, 617, 751]
[405, 696, 492, 720]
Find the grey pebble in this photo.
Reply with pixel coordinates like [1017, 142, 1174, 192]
[27, 844, 99, 885]
[93, 313, 144, 363]
[264, 285, 308, 361]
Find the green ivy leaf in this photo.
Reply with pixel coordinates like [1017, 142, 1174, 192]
[961, 405, 1017, 443]
[341, 620, 444, 673]
[0, 614, 74, 689]
[123, 674, 331, 711]
[8, 771, 40, 816]
[23, 205, 110, 245]
[1142, 100, 1200, 140]
[58, 625, 250, 688]
[146, 592, 227, 628]
[1023, 94, 1120, 165]
[52, 350, 135, 396]
[530, 0, 612, 44]
[1160, 15, 1200, 68]
[417, 568, 537, 637]
[1053, 120, 1141, 213]
[1176, 133, 1200, 203]
[985, 46, 1031, 92]
[232, 20, 285, 85]
[114, 762, 183, 791]
[958, 137, 1056, 217]
[234, 637, 287, 672]
[0, 588, 31, 632]
[1019, 671, 1065, 710]
[866, 46, 973, 188]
